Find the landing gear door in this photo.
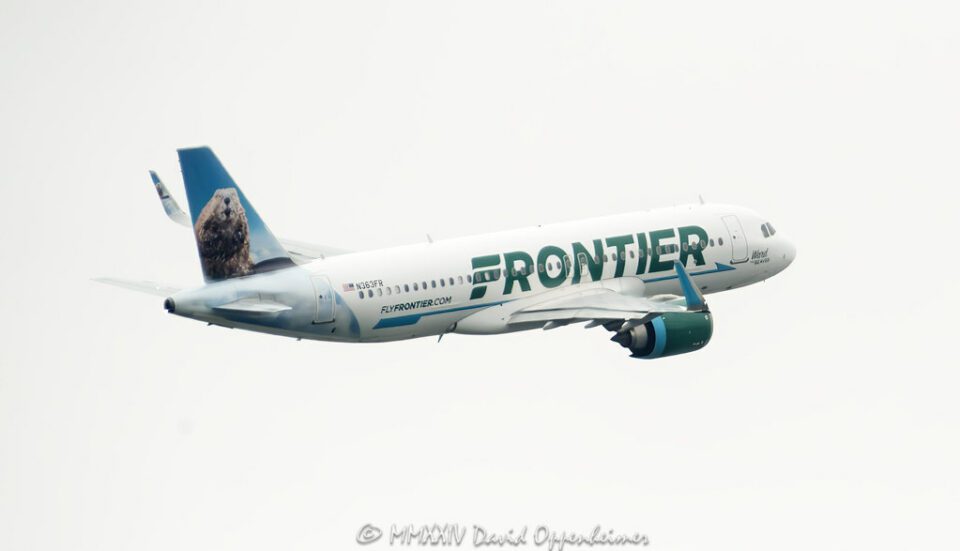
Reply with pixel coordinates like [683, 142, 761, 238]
[721, 215, 749, 264]
[311, 274, 336, 323]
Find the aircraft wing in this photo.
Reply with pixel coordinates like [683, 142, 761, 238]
[149, 171, 352, 262]
[508, 261, 707, 329]
[508, 290, 688, 327]
[503, 262, 712, 359]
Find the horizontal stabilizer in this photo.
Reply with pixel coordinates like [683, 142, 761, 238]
[93, 277, 182, 297]
[278, 238, 353, 261]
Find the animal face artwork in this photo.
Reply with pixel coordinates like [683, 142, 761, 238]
[194, 188, 254, 280]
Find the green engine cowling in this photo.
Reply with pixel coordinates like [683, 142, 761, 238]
[611, 312, 713, 359]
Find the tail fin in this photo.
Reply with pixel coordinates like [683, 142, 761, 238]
[178, 147, 293, 282]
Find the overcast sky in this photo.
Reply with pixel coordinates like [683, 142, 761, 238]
[1, 1, 958, 550]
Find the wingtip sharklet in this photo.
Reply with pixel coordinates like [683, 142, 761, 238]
[148, 170, 191, 226]
[673, 261, 708, 311]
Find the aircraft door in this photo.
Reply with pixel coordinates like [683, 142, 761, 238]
[311, 274, 336, 323]
[721, 215, 749, 263]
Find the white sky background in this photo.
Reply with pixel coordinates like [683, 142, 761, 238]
[1, 1, 958, 549]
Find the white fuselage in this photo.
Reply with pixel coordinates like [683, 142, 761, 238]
[246, 203, 793, 343]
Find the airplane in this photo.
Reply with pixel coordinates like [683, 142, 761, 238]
[98, 146, 796, 359]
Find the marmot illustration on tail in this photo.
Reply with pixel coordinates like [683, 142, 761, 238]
[194, 188, 254, 279]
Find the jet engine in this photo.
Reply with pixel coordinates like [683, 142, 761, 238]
[610, 312, 713, 359]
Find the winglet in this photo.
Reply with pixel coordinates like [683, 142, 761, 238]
[673, 261, 708, 311]
[149, 171, 191, 227]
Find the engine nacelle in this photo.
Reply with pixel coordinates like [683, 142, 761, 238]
[610, 312, 713, 359]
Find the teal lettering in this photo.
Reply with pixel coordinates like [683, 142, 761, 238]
[537, 245, 568, 288]
[502, 251, 534, 294]
[605, 234, 634, 278]
[648, 228, 676, 273]
[572, 239, 604, 284]
[678, 225, 708, 266]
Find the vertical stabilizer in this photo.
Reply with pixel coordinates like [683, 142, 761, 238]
[178, 147, 293, 281]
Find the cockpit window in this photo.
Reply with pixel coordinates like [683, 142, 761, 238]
[767, 223, 776, 236]
[761, 224, 770, 238]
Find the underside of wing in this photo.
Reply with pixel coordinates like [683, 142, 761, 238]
[508, 289, 687, 327]
[508, 262, 713, 360]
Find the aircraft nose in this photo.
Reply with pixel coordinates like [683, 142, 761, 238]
[782, 239, 796, 266]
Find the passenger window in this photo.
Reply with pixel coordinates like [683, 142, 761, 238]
[439, 279, 445, 287]
[629, 250, 635, 259]
[404, 284, 409, 292]
[449, 277, 454, 286]
[422, 281, 427, 289]
[466, 274, 472, 283]
[709, 239, 715, 247]
[376, 288, 382, 296]
[394, 285, 400, 294]
[386, 287, 392, 295]
[458, 276, 464, 284]
[413, 282, 419, 291]
[431, 280, 436, 288]
[358, 292, 364, 300]
[718, 238, 724, 246]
